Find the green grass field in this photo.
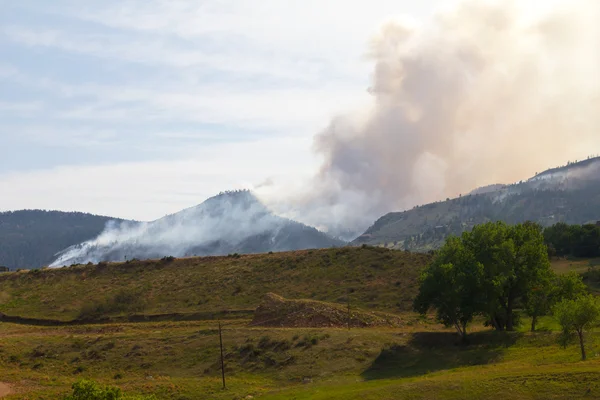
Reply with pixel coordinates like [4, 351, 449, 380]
[0, 317, 599, 399]
[0, 249, 599, 398]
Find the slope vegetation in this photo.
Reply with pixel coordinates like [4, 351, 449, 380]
[354, 158, 600, 251]
[0, 247, 431, 320]
[0, 210, 123, 270]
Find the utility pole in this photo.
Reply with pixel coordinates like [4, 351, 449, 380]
[347, 290, 351, 331]
[218, 321, 226, 390]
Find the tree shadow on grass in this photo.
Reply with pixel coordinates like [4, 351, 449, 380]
[362, 331, 524, 381]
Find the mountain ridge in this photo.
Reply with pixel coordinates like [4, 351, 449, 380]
[353, 157, 600, 251]
[0, 210, 128, 270]
[50, 190, 345, 266]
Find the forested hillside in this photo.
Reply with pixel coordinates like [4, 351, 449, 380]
[0, 210, 122, 269]
[354, 158, 600, 251]
[544, 223, 600, 258]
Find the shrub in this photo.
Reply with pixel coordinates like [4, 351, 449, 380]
[73, 366, 86, 374]
[296, 334, 320, 348]
[78, 289, 145, 320]
[65, 379, 156, 400]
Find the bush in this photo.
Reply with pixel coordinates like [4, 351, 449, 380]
[65, 379, 156, 400]
[78, 289, 146, 320]
[296, 334, 320, 348]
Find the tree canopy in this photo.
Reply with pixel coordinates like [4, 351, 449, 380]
[553, 295, 600, 360]
[544, 222, 600, 258]
[415, 221, 554, 336]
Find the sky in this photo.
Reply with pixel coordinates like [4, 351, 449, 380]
[0, 0, 442, 221]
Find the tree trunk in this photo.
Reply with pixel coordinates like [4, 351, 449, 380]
[577, 330, 586, 361]
[453, 322, 468, 344]
[506, 296, 514, 331]
[493, 315, 504, 331]
[461, 322, 468, 344]
[531, 314, 537, 332]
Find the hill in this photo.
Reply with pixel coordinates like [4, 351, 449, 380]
[0, 247, 431, 320]
[0, 210, 125, 270]
[0, 257, 597, 399]
[354, 157, 600, 251]
[50, 190, 345, 266]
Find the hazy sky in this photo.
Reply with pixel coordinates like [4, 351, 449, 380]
[0, 0, 441, 220]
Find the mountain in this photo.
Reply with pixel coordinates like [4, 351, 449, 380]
[0, 210, 125, 270]
[353, 157, 600, 251]
[50, 190, 345, 266]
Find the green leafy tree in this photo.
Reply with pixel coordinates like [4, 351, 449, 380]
[526, 272, 587, 332]
[553, 295, 600, 360]
[467, 222, 552, 331]
[525, 278, 552, 332]
[415, 221, 552, 334]
[414, 236, 484, 342]
[554, 272, 588, 301]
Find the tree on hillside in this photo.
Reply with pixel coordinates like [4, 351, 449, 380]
[544, 223, 600, 258]
[553, 295, 600, 360]
[524, 277, 553, 332]
[466, 222, 552, 331]
[543, 222, 572, 257]
[414, 236, 484, 342]
[525, 272, 587, 332]
[415, 221, 552, 333]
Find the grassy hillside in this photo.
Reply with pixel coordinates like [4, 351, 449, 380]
[0, 249, 599, 398]
[0, 247, 431, 321]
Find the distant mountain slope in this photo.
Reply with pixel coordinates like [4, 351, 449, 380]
[353, 157, 600, 251]
[51, 190, 345, 266]
[0, 210, 124, 269]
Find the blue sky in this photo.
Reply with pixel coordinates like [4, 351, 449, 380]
[0, 0, 440, 220]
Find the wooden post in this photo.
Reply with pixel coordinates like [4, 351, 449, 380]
[347, 291, 351, 331]
[218, 321, 226, 389]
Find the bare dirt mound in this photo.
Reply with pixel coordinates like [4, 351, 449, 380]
[251, 293, 403, 328]
[0, 383, 12, 398]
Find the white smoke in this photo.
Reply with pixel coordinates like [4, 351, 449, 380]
[50, 191, 337, 267]
[260, 0, 600, 239]
[51, 0, 600, 262]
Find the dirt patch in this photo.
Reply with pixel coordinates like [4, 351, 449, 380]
[251, 293, 403, 328]
[0, 382, 12, 398]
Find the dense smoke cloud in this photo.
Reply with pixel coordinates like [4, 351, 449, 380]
[266, 0, 600, 239]
[50, 0, 600, 265]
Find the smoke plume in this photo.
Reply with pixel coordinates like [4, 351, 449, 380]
[267, 0, 600, 239]
[49, 0, 600, 265]
[50, 191, 342, 267]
